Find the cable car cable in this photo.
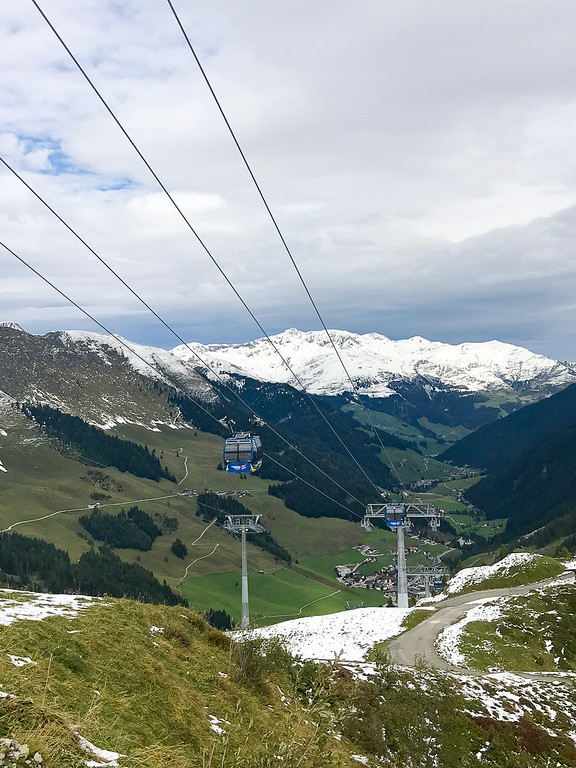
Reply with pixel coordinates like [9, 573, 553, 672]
[29, 0, 385, 499]
[163, 0, 408, 495]
[0, 238, 365, 516]
[0, 158, 366, 506]
[164, 0, 357, 391]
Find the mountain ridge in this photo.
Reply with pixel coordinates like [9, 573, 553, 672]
[171, 328, 576, 399]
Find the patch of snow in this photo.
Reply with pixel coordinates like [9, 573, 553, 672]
[208, 715, 228, 735]
[236, 607, 411, 662]
[0, 590, 101, 626]
[443, 553, 540, 596]
[7, 654, 35, 667]
[0, 428, 7, 436]
[76, 734, 125, 767]
[351, 755, 369, 764]
[150, 626, 164, 634]
[0, 322, 24, 332]
[436, 598, 503, 667]
[0, 459, 6, 472]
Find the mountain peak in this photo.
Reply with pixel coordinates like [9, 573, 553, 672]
[172, 329, 576, 398]
[0, 322, 25, 332]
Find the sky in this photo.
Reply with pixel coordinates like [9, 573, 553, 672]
[1, 0, 576, 360]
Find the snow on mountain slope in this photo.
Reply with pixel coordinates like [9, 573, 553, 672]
[59, 330, 214, 400]
[0, 325, 216, 432]
[171, 329, 576, 397]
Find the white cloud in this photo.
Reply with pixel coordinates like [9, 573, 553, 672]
[0, 1, 576, 359]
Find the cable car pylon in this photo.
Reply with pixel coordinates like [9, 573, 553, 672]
[362, 502, 443, 609]
[224, 513, 265, 628]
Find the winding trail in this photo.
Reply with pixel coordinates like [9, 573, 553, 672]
[387, 572, 575, 676]
[1, 492, 182, 533]
[179, 518, 219, 583]
[180, 543, 220, 578]
[178, 455, 189, 485]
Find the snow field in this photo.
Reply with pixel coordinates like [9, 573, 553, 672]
[0, 590, 102, 626]
[237, 606, 412, 662]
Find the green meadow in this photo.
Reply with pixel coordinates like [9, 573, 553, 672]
[181, 567, 387, 626]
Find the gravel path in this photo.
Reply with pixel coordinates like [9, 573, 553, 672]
[386, 571, 575, 676]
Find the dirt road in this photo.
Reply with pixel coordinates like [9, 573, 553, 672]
[386, 572, 575, 673]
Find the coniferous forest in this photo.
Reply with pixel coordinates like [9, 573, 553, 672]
[21, 402, 176, 482]
[79, 506, 163, 550]
[0, 532, 186, 606]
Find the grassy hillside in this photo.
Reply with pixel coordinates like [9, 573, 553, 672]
[1, 412, 406, 623]
[182, 567, 388, 626]
[2, 590, 576, 768]
[446, 581, 576, 672]
[343, 402, 472, 455]
[0, 592, 364, 767]
[378, 446, 462, 484]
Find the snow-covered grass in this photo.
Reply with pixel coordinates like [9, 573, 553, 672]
[436, 598, 504, 667]
[0, 590, 101, 626]
[237, 606, 411, 661]
[435, 577, 576, 672]
[434, 552, 564, 598]
[458, 670, 576, 729]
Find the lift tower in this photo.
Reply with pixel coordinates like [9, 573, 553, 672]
[224, 514, 264, 629]
[362, 502, 443, 609]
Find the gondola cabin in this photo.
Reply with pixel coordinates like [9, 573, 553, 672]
[223, 432, 263, 474]
[384, 503, 405, 528]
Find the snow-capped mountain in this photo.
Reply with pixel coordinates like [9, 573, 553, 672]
[3, 324, 575, 439]
[171, 329, 576, 398]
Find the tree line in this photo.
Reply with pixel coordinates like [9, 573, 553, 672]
[80, 505, 163, 551]
[21, 402, 176, 482]
[0, 532, 186, 606]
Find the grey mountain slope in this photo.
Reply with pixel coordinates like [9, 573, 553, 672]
[0, 326, 214, 429]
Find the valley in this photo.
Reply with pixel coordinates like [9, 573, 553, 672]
[1, 324, 576, 628]
[1, 324, 576, 766]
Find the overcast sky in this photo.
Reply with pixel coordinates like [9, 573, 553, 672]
[1, 0, 576, 360]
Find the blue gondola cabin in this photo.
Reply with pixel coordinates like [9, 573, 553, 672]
[223, 432, 263, 473]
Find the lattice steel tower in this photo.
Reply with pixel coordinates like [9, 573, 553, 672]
[362, 502, 443, 609]
[224, 514, 265, 629]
